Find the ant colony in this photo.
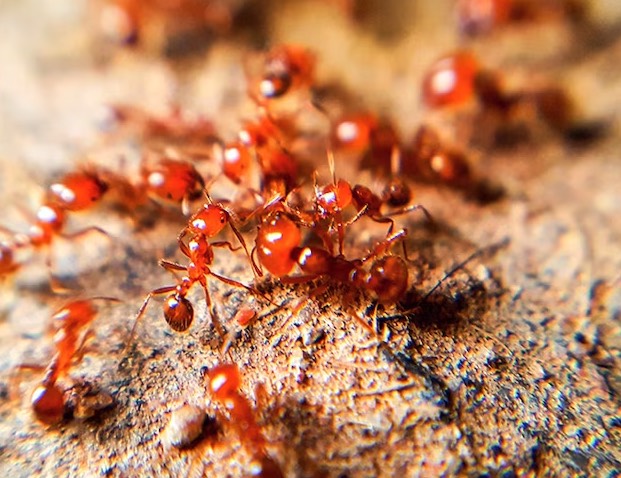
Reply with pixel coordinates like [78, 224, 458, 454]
[1, 0, 585, 476]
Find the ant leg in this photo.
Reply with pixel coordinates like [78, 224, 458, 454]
[362, 229, 409, 263]
[159, 259, 187, 273]
[335, 210, 345, 257]
[211, 241, 243, 252]
[345, 204, 369, 228]
[423, 237, 510, 300]
[228, 219, 263, 278]
[198, 276, 225, 338]
[385, 203, 433, 224]
[125, 285, 177, 350]
[274, 281, 327, 338]
[9, 364, 46, 400]
[61, 226, 111, 243]
[45, 248, 75, 295]
[209, 270, 257, 294]
[369, 215, 396, 237]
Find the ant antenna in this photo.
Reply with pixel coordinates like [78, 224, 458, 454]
[327, 147, 337, 186]
[423, 237, 510, 300]
[390, 145, 402, 176]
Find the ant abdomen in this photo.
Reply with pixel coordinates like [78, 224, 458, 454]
[31, 383, 65, 425]
[163, 295, 194, 332]
[256, 212, 302, 276]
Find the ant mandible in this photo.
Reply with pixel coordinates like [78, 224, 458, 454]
[28, 297, 118, 424]
[207, 363, 283, 478]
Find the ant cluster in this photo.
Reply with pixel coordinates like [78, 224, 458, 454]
[1, 0, 590, 475]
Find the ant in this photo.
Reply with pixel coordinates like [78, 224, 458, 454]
[405, 125, 475, 189]
[139, 154, 206, 215]
[207, 363, 283, 478]
[97, 0, 235, 49]
[255, 201, 411, 305]
[252, 45, 316, 103]
[25, 298, 118, 424]
[422, 51, 575, 135]
[233, 110, 301, 195]
[331, 112, 401, 169]
[104, 104, 217, 150]
[311, 149, 430, 256]
[456, 0, 586, 37]
[129, 195, 263, 340]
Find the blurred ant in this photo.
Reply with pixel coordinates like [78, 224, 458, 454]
[19, 298, 119, 425]
[139, 154, 206, 215]
[96, 0, 235, 50]
[0, 241, 22, 280]
[234, 110, 301, 195]
[456, 0, 586, 37]
[129, 194, 263, 341]
[0, 172, 112, 287]
[104, 104, 217, 151]
[207, 363, 283, 478]
[251, 45, 316, 103]
[422, 50, 575, 135]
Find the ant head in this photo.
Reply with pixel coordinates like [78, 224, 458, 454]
[48, 171, 109, 212]
[316, 179, 353, 216]
[207, 363, 241, 399]
[189, 204, 229, 237]
[164, 294, 194, 332]
[382, 178, 412, 207]
[351, 184, 381, 214]
[367, 256, 409, 304]
[422, 50, 480, 109]
[31, 383, 65, 425]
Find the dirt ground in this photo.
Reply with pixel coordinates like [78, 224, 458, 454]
[0, 1, 620, 477]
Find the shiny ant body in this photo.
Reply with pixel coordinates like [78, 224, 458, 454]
[207, 363, 283, 478]
[255, 204, 411, 304]
[254, 45, 315, 102]
[27, 298, 118, 424]
[422, 50, 574, 134]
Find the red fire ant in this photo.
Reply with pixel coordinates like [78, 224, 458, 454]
[456, 0, 586, 36]
[129, 195, 263, 340]
[96, 0, 236, 49]
[421, 51, 481, 109]
[232, 111, 301, 194]
[255, 200, 412, 305]
[207, 363, 283, 478]
[139, 155, 206, 215]
[311, 149, 430, 256]
[252, 45, 316, 103]
[25, 298, 118, 424]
